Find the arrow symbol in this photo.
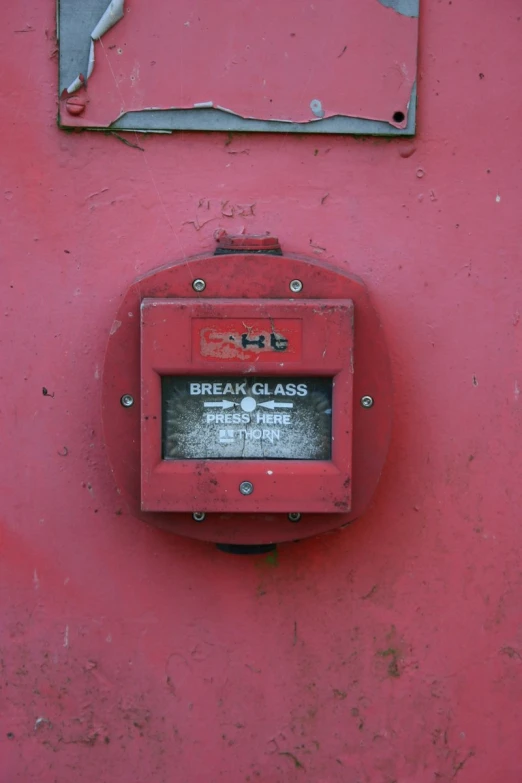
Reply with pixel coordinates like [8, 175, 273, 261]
[203, 400, 237, 409]
[258, 400, 294, 410]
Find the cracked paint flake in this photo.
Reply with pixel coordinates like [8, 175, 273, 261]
[66, 0, 125, 93]
[377, 0, 419, 17]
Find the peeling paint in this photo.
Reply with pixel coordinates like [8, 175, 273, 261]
[377, 0, 419, 17]
[66, 0, 125, 93]
[310, 99, 325, 118]
[34, 717, 52, 731]
[87, 39, 95, 79]
[91, 0, 124, 39]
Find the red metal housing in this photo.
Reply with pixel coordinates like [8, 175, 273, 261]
[102, 248, 392, 544]
[141, 297, 354, 514]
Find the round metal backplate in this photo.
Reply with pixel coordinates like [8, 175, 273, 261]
[102, 251, 392, 544]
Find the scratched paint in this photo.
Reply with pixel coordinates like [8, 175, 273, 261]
[196, 319, 302, 362]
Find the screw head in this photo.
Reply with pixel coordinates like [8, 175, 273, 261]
[192, 278, 206, 292]
[288, 512, 301, 522]
[65, 95, 86, 116]
[192, 512, 206, 522]
[289, 279, 303, 293]
[360, 395, 374, 408]
[239, 481, 254, 496]
[120, 394, 134, 408]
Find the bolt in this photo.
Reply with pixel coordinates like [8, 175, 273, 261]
[288, 512, 301, 522]
[120, 394, 134, 408]
[192, 278, 206, 292]
[65, 95, 86, 116]
[360, 395, 374, 408]
[399, 144, 416, 159]
[289, 279, 303, 294]
[239, 481, 254, 496]
[192, 512, 206, 522]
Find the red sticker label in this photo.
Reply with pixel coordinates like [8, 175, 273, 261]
[193, 318, 303, 362]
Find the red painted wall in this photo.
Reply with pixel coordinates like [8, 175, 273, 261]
[2, 2, 522, 781]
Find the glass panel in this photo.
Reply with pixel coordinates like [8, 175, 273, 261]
[162, 376, 332, 460]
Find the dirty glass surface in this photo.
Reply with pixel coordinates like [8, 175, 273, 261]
[162, 376, 333, 460]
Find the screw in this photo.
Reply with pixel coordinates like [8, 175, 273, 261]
[239, 481, 254, 496]
[289, 279, 303, 293]
[192, 278, 206, 292]
[120, 394, 134, 408]
[288, 512, 301, 522]
[65, 95, 86, 116]
[360, 395, 374, 408]
[192, 512, 206, 522]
